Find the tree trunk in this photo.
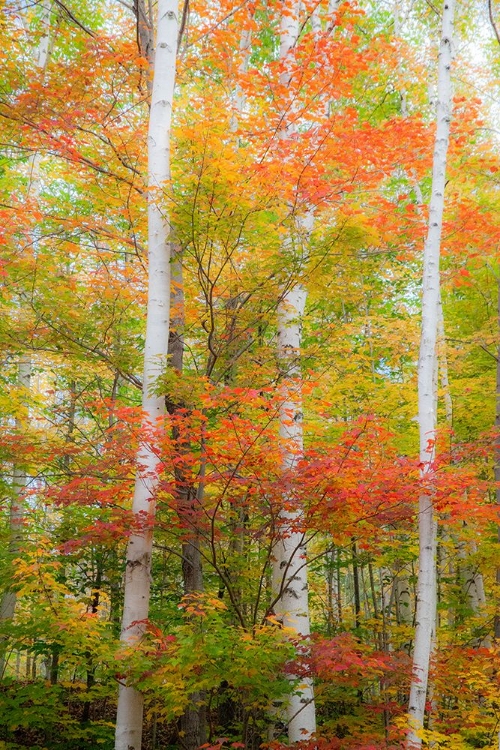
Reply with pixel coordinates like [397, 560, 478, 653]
[437, 295, 453, 427]
[114, 4, 178, 749]
[408, 0, 455, 744]
[270, 2, 316, 741]
[395, 573, 412, 625]
[273, 284, 316, 742]
[167, 250, 207, 750]
[351, 540, 361, 631]
[82, 565, 103, 722]
[0, 358, 31, 678]
[0, 1, 51, 680]
[495, 276, 500, 640]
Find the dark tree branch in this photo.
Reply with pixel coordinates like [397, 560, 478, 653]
[51, 0, 96, 37]
[489, 0, 500, 46]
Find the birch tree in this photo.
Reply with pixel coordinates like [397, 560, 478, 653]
[0, 359, 31, 677]
[0, 0, 51, 676]
[408, 0, 455, 744]
[114, 3, 179, 749]
[271, 1, 316, 742]
[274, 284, 316, 742]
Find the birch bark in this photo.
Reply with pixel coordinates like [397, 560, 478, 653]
[0, 0, 51, 677]
[495, 276, 500, 641]
[114, 3, 178, 749]
[271, 2, 316, 741]
[407, 0, 455, 745]
[437, 296, 453, 426]
[0, 359, 31, 677]
[488, 3, 500, 654]
[274, 285, 316, 742]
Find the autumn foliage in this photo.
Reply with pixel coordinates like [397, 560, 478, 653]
[0, 0, 499, 748]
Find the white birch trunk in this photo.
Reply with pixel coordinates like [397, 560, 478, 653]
[469, 540, 486, 610]
[279, 0, 300, 134]
[458, 542, 481, 612]
[271, 1, 316, 742]
[0, 359, 31, 677]
[495, 278, 500, 642]
[437, 295, 453, 425]
[114, 4, 178, 749]
[311, 1, 341, 36]
[311, 6, 321, 36]
[274, 286, 316, 742]
[35, 0, 51, 69]
[230, 26, 252, 132]
[438, 298, 487, 631]
[407, 0, 455, 745]
[395, 573, 413, 627]
[324, 0, 342, 116]
[0, 0, 50, 678]
[327, 0, 342, 21]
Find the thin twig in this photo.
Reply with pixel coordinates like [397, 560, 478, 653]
[178, 0, 189, 48]
[51, 0, 96, 37]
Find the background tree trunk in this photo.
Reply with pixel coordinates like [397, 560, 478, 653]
[0, 1, 51, 677]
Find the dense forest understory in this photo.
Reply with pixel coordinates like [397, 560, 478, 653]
[2, 0, 500, 748]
